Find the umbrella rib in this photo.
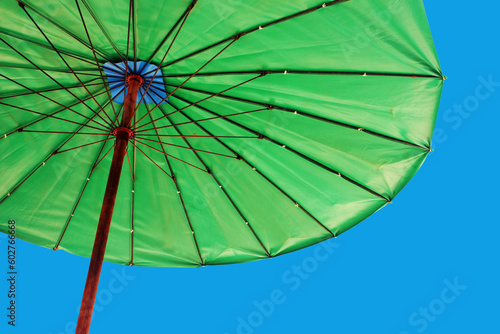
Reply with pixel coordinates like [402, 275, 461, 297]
[145, 0, 197, 65]
[136, 108, 269, 133]
[0, 37, 115, 129]
[129, 134, 136, 266]
[99, 65, 125, 77]
[161, 70, 444, 80]
[53, 136, 112, 250]
[133, 138, 209, 174]
[138, 86, 271, 133]
[76, 0, 119, 126]
[128, 141, 172, 179]
[1, 89, 108, 137]
[134, 136, 237, 159]
[51, 99, 114, 153]
[94, 142, 116, 168]
[17, 1, 120, 64]
[0, 29, 100, 66]
[163, 83, 428, 150]
[0, 78, 111, 130]
[0, 73, 113, 131]
[169, 92, 390, 202]
[126, 112, 137, 266]
[0, 79, 102, 100]
[79, 0, 127, 62]
[143, 26, 235, 82]
[171, 103, 336, 237]
[113, 86, 127, 121]
[138, 92, 238, 159]
[21, 7, 117, 128]
[124, 91, 173, 179]
[131, 0, 137, 71]
[160, 0, 350, 70]
[125, 145, 134, 183]
[136, 134, 259, 139]
[141, 82, 169, 101]
[124, 0, 133, 77]
[132, 0, 197, 125]
[134, 37, 238, 127]
[0, 104, 111, 205]
[157, 103, 271, 258]
[0, 100, 110, 133]
[141, 79, 166, 93]
[137, 91, 269, 138]
[205, 168, 273, 258]
[55, 137, 113, 154]
[99, 84, 126, 120]
[0, 64, 102, 75]
[132, 73, 267, 131]
[143, 109, 204, 265]
[21, 130, 110, 136]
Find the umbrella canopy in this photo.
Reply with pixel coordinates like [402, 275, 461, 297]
[0, 0, 442, 266]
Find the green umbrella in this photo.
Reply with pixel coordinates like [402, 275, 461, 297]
[0, 0, 443, 332]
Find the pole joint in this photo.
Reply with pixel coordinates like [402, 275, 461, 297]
[112, 127, 134, 139]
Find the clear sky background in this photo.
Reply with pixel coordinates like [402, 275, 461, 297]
[1, 1, 499, 333]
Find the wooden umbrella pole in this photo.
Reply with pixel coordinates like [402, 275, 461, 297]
[76, 75, 143, 334]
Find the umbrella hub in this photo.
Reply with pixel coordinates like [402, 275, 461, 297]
[102, 61, 168, 105]
[126, 74, 144, 86]
[112, 127, 134, 139]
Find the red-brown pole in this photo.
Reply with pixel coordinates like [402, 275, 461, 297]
[75, 75, 143, 334]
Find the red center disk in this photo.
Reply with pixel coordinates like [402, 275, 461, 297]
[112, 127, 134, 138]
[126, 74, 143, 86]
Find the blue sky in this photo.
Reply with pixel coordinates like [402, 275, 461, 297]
[1, 1, 499, 333]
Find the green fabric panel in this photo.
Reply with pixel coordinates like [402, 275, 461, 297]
[166, 0, 440, 76]
[0, 85, 105, 135]
[207, 154, 334, 256]
[170, 87, 429, 199]
[2, 1, 103, 63]
[171, 161, 271, 265]
[168, 73, 443, 148]
[0, 132, 106, 248]
[131, 136, 202, 267]
[58, 140, 130, 264]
